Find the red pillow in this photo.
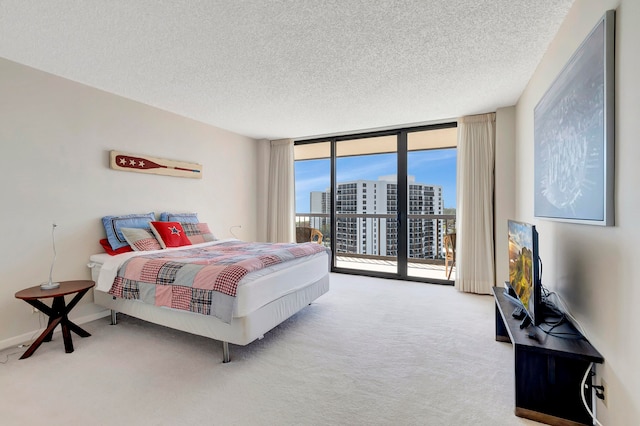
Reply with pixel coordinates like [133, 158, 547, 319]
[150, 221, 192, 248]
[100, 238, 133, 256]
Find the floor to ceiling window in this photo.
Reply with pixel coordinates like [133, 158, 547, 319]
[294, 123, 457, 284]
[406, 127, 457, 280]
[294, 141, 331, 248]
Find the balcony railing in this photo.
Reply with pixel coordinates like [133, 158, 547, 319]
[295, 212, 456, 281]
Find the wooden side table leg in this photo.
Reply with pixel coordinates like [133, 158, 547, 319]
[61, 318, 74, 353]
[20, 316, 63, 359]
[67, 321, 91, 338]
[43, 318, 55, 342]
[44, 297, 66, 342]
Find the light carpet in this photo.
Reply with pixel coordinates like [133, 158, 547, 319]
[0, 273, 540, 425]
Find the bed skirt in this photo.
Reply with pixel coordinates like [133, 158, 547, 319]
[93, 273, 329, 346]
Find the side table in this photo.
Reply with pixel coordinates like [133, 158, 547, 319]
[15, 280, 95, 359]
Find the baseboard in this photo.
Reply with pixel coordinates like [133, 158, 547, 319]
[515, 406, 586, 426]
[0, 309, 111, 351]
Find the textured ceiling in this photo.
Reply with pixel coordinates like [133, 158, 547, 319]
[0, 1, 574, 140]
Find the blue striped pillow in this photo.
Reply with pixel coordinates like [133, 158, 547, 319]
[159, 212, 199, 223]
[102, 212, 156, 250]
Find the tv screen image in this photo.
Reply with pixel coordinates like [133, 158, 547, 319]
[507, 220, 541, 325]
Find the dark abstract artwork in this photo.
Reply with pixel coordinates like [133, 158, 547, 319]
[534, 10, 615, 226]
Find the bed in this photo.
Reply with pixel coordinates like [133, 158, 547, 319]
[88, 239, 330, 362]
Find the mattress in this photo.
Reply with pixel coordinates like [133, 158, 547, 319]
[88, 240, 330, 318]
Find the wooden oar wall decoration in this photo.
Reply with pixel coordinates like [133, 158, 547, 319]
[109, 150, 202, 179]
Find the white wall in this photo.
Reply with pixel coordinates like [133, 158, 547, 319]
[514, 0, 639, 423]
[0, 58, 259, 347]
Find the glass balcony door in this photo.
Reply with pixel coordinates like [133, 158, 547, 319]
[335, 135, 397, 274]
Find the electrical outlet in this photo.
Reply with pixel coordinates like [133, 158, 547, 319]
[600, 378, 608, 407]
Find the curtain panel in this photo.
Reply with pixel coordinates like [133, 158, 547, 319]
[455, 113, 496, 294]
[267, 139, 295, 243]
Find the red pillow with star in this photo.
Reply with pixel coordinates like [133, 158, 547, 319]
[150, 221, 192, 248]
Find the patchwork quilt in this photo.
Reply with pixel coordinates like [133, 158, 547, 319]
[108, 240, 328, 323]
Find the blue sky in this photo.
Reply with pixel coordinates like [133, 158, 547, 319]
[295, 148, 457, 213]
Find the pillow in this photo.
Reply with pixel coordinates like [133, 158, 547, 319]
[99, 238, 134, 256]
[102, 212, 156, 250]
[181, 222, 217, 244]
[159, 212, 199, 223]
[121, 228, 162, 251]
[150, 221, 192, 248]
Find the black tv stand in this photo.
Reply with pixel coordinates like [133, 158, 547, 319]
[492, 287, 603, 425]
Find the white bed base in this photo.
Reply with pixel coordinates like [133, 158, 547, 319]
[93, 274, 329, 363]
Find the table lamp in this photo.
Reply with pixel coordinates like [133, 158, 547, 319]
[41, 223, 60, 290]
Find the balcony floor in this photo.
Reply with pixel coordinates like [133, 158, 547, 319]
[335, 256, 455, 281]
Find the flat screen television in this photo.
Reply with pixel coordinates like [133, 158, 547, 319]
[507, 220, 542, 326]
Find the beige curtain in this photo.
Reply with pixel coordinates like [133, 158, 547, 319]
[455, 113, 496, 294]
[267, 139, 295, 243]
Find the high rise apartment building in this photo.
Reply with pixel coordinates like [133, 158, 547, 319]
[310, 176, 444, 259]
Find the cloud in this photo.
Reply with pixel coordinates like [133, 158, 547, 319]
[296, 175, 330, 193]
[408, 149, 456, 168]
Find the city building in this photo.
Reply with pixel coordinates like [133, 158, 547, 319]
[311, 176, 444, 259]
